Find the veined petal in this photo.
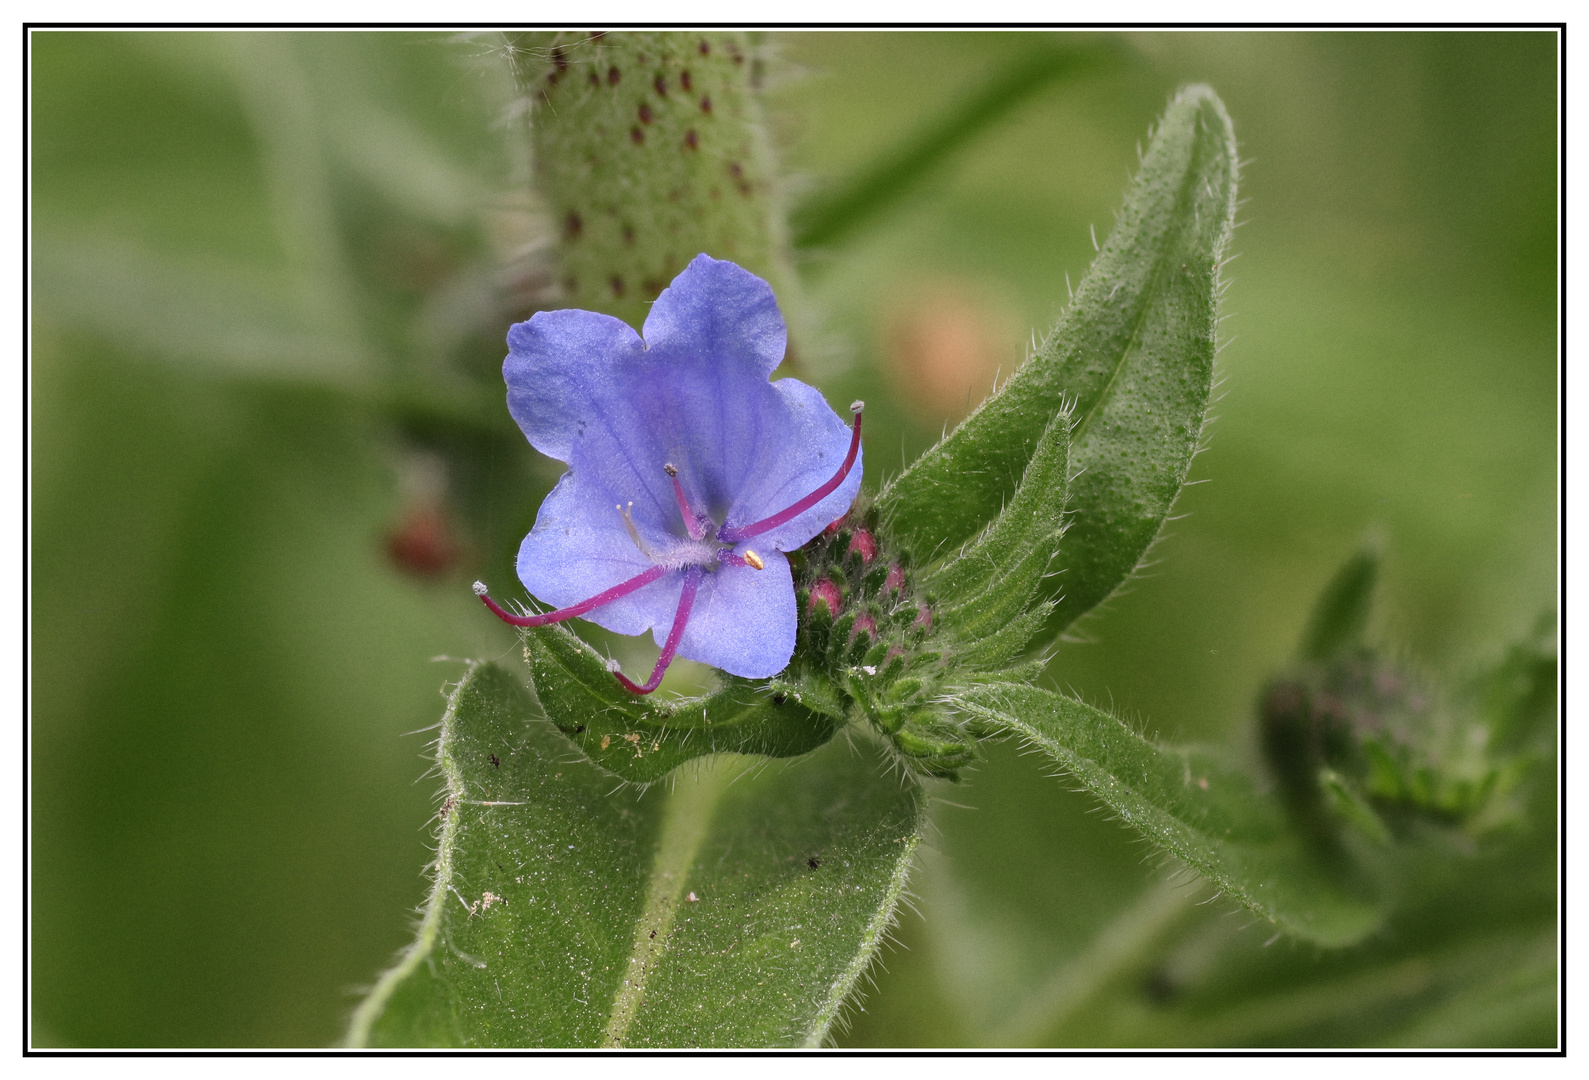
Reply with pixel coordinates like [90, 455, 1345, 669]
[674, 550, 797, 679]
[719, 378, 862, 553]
[641, 253, 786, 380]
[504, 309, 646, 464]
[516, 470, 683, 639]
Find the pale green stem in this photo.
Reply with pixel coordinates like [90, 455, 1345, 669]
[989, 873, 1197, 1047]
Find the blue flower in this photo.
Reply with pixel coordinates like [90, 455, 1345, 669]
[475, 255, 864, 694]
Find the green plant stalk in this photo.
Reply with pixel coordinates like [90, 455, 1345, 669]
[509, 31, 801, 336]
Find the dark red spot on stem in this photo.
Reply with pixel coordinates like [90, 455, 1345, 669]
[607, 66, 621, 85]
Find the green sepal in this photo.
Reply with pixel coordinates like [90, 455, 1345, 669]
[523, 623, 844, 783]
[1319, 767, 1392, 845]
[1300, 541, 1382, 662]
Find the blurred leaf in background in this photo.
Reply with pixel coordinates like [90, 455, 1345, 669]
[770, 31, 1555, 1048]
[29, 30, 1556, 1047]
[30, 31, 539, 1047]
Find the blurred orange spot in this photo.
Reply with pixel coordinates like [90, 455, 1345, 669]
[884, 281, 1020, 422]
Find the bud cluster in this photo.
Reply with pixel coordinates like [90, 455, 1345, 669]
[787, 503, 975, 779]
[1261, 648, 1519, 838]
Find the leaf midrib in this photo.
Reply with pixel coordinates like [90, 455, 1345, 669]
[1066, 120, 1217, 451]
[600, 758, 732, 1047]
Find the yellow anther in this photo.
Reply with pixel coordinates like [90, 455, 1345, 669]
[743, 549, 765, 570]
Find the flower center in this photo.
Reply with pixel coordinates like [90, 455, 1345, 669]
[641, 463, 765, 573]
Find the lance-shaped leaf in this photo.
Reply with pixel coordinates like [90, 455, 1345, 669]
[878, 85, 1238, 633]
[522, 623, 846, 784]
[347, 662, 924, 1047]
[929, 408, 1070, 666]
[954, 681, 1384, 947]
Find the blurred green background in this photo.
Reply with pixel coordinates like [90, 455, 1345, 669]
[30, 31, 1557, 1047]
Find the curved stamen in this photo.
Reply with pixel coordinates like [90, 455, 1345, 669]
[618, 502, 658, 559]
[664, 463, 708, 541]
[613, 565, 703, 695]
[474, 566, 667, 628]
[717, 402, 863, 544]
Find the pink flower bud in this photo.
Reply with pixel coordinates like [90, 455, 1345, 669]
[848, 528, 877, 564]
[851, 613, 877, 639]
[884, 563, 906, 593]
[913, 605, 933, 632]
[808, 578, 843, 618]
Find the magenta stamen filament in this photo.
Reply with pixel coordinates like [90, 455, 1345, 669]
[717, 404, 862, 544]
[476, 564, 666, 628]
[612, 565, 703, 695]
[665, 463, 708, 541]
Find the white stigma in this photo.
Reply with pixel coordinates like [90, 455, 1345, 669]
[472, 580, 489, 596]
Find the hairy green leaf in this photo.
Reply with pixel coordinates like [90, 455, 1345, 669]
[955, 681, 1383, 947]
[347, 662, 924, 1048]
[878, 84, 1238, 633]
[521, 623, 845, 783]
[924, 409, 1069, 675]
[930, 409, 1070, 643]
